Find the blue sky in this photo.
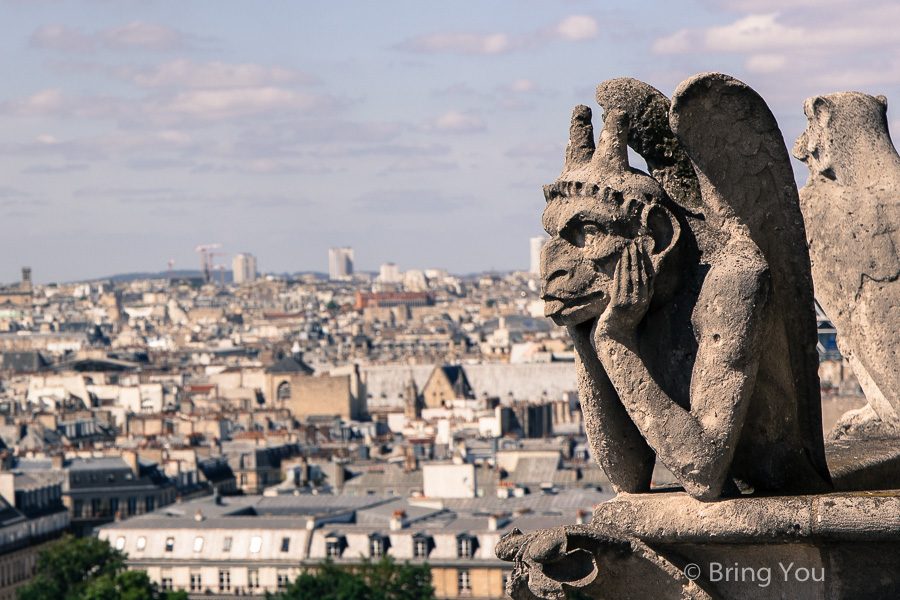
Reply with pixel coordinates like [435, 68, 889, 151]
[1, 0, 898, 282]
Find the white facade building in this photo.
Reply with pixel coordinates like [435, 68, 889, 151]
[377, 262, 402, 284]
[529, 236, 548, 275]
[328, 247, 354, 280]
[232, 253, 258, 285]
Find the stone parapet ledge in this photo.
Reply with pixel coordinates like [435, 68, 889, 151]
[499, 491, 900, 599]
[592, 489, 900, 543]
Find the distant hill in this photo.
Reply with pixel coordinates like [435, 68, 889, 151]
[76, 270, 331, 284]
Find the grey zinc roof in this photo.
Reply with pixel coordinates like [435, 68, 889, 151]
[361, 363, 578, 409]
[265, 355, 314, 374]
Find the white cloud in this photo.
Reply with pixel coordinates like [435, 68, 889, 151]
[652, 29, 692, 54]
[398, 14, 600, 55]
[654, 9, 900, 56]
[31, 21, 193, 52]
[122, 59, 312, 89]
[160, 87, 323, 119]
[509, 78, 537, 93]
[745, 53, 787, 73]
[704, 13, 805, 52]
[554, 15, 598, 41]
[430, 110, 486, 133]
[101, 21, 185, 50]
[30, 25, 93, 52]
[399, 32, 512, 55]
[2, 88, 65, 115]
[35, 133, 60, 145]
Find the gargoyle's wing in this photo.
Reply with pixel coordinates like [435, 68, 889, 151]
[596, 78, 702, 216]
[669, 73, 830, 484]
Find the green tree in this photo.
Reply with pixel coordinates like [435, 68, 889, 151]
[271, 558, 434, 600]
[18, 536, 187, 600]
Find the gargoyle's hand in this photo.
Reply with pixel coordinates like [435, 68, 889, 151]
[597, 241, 653, 339]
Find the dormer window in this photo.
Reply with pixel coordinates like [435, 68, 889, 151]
[413, 534, 433, 559]
[325, 534, 346, 558]
[368, 533, 390, 558]
[456, 534, 478, 559]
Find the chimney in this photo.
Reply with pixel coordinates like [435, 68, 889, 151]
[122, 450, 140, 476]
[488, 514, 499, 531]
[390, 510, 407, 531]
[51, 454, 65, 470]
[576, 509, 587, 525]
[194, 509, 205, 522]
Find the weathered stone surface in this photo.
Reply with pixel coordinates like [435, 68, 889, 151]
[500, 491, 900, 599]
[794, 91, 900, 424]
[501, 72, 900, 600]
[539, 72, 829, 501]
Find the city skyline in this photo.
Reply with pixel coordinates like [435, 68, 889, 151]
[2, 1, 899, 282]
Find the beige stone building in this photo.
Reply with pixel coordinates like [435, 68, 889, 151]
[265, 357, 366, 421]
[422, 365, 475, 409]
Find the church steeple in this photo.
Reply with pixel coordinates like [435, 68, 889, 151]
[404, 372, 422, 420]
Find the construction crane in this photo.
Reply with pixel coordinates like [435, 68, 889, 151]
[194, 244, 222, 283]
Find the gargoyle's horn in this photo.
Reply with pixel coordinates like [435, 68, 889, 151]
[592, 108, 630, 173]
[564, 105, 595, 171]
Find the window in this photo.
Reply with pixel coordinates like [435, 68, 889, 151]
[280, 537, 290, 552]
[326, 537, 343, 558]
[193, 536, 204, 552]
[91, 499, 101, 516]
[127, 497, 137, 516]
[249, 536, 262, 554]
[114, 537, 125, 551]
[145, 496, 155, 512]
[165, 537, 175, 552]
[190, 572, 202, 592]
[277, 571, 290, 590]
[222, 536, 233, 552]
[248, 569, 259, 590]
[370, 537, 384, 558]
[277, 381, 291, 401]
[218, 569, 231, 592]
[109, 498, 119, 515]
[136, 536, 146, 551]
[73, 500, 83, 518]
[457, 569, 471, 595]
[160, 572, 173, 591]
[457, 535, 476, 558]
[413, 536, 431, 559]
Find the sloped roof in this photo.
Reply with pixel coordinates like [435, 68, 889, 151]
[1, 351, 49, 373]
[265, 355, 314, 375]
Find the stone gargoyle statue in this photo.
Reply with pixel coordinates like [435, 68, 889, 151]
[540, 72, 831, 501]
[498, 72, 900, 600]
[793, 91, 900, 438]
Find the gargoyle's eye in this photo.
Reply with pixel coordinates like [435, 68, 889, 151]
[560, 220, 603, 248]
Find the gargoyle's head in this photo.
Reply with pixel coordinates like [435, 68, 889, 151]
[793, 92, 891, 185]
[541, 105, 681, 326]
